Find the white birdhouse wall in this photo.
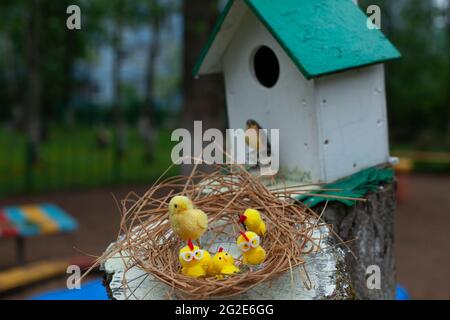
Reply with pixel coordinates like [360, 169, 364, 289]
[314, 65, 390, 182]
[222, 8, 390, 183]
[223, 10, 321, 182]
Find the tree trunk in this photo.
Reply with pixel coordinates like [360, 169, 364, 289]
[112, 2, 127, 177]
[320, 180, 397, 300]
[139, 2, 162, 161]
[2, 37, 23, 130]
[447, 5, 450, 143]
[25, 0, 42, 189]
[182, 0, 226, 174]
[63, 27, 76, 127]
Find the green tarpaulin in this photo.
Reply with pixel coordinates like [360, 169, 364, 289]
[295, 167, 394, 207]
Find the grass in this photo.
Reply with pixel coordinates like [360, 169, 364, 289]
[0, 125, 178, 198]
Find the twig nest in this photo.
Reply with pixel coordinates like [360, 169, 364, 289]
[100, 164, 327, 299]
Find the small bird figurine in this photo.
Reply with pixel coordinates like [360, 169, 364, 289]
[239, 208, 266, 236]
[237, 231, 266, 265]
[244, 119, 272, 168]
[169, 195, 208, 242]
[208, 247, 240, 278]
[179, 240, 211, 278]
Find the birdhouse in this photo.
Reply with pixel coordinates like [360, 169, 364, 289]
[194, 0, 400, 183]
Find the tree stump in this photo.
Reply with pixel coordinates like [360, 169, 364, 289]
[100, 181, 396, 300]
[320, 180, 397, 300]
[101, 225, 354, 300]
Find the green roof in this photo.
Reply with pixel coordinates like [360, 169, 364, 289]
[194, 0, 401, 79]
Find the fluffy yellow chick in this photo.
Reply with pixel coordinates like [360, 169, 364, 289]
[239, 208, 266, 236]
[208, 248, 240, 278]
[237, 231, 266, 265]
[169, 195, 208, 242]
[179, 241, 211, 278]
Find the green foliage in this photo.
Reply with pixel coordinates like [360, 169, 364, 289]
[0, 0, 103, 117]
[360, 0, 450, 146]
[0, 0, 182, 196]
[0, 0, 180, 118]
[0, 126, 178, 197]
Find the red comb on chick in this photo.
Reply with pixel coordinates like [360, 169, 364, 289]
[218, 247, 223, 253]
[239, 214, 247, 223]
[187, 240, 194, 251]
[239, 231, 250, 241]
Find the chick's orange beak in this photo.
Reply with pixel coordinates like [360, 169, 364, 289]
[239, 214, 247, 223]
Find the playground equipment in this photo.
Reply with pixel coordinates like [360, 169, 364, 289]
[0, 204, 79, 293]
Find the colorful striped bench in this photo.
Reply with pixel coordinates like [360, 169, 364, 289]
[0, 204, 78, 264]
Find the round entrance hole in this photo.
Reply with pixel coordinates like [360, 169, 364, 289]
[252, 46, 280, 88]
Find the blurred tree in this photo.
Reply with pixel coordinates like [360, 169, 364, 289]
[90, 0, 150, 176]
[446, 1, 450, 142]
[24, 0, 43, 188]
[111, 0, 127, 166]
[360, 0, 449, 147]
[182, 0, 226, 172]
[139, 0, 176, 161]
[0, 0, 25, 129]
[0, 0, 104, 125]
[40, 0, 97, 126]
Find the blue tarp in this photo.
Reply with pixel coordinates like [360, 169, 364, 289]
[30, 278, 108, 300]
[396, 285, 410, 300]
[29, 278, 409, 300]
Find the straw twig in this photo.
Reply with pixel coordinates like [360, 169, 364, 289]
[91, 163, 357, 299]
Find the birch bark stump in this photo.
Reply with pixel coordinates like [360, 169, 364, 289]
[101, 225, 354, 300]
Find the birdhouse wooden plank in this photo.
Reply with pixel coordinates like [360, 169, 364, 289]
[194, 0, 400, 184]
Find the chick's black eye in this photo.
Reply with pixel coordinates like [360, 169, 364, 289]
[174, 204, 178, 208]
[219, 257, 222, 260]
[225, 253, 228, 256]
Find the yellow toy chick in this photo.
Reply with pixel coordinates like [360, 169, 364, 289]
[239, 208, 266, 236]
[208, 248, 240, 278]
[237, 231, 266, 265]
[179, 241, 211, 278]
[169, 195, 208, 242]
